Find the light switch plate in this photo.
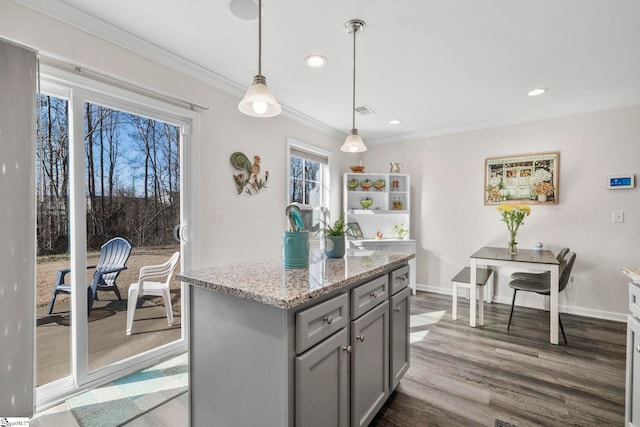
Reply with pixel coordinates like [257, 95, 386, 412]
[612, 210, 624, 223]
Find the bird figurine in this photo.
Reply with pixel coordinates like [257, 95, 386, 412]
[230, 152, 269, 195]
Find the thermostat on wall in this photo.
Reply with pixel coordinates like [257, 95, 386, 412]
[607, 174, 635, 189]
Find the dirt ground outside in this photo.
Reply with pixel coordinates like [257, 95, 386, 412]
[37, 245, 182, 312]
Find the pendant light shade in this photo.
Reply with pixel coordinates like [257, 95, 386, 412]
[342, 129, 366, 153]
[238, 0, 281, 118]
[341, 19, 367, 153]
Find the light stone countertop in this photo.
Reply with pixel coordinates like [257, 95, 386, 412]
[177, 250, 415, 309]
[623, 267, 640, 284]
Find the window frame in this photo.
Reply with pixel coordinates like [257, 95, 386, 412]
[286, 138, 330, 210]
[35, 64, 199, 410]
[286, 139, 331, 236]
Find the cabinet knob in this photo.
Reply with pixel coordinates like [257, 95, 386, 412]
[323, 316, 334, 324]
[398, 274, 407, 282]
[342, 345, 352, 353]
[370, 292, 378, 299]
[393, 306, 401, 313]
[356, 335, 365, 342]
[636, 345, 640, 353]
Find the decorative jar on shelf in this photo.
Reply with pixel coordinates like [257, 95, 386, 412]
[347, 179, 359, 191]
[360, 197, 373, 209]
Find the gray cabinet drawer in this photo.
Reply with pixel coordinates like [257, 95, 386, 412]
[630, 282, 640, 321]
[296, 293, 349, 354]
[390, 265, 410, 295]
[351, 275, 388, 320]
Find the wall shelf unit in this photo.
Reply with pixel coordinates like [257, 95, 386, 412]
[344, 172, 416, 293]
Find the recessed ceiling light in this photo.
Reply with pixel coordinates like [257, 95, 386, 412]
[528, 88, 547, 97]
[305, 55, 327, 67]
[389, 119, 402, 125]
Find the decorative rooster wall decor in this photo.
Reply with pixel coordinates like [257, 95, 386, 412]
[230, 151, 269, 195]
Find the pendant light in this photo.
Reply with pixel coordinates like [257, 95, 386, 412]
[238, 0, 281, 117]
[341, 19, 367, 153]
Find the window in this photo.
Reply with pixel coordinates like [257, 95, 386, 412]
[288, 140, 330, 232]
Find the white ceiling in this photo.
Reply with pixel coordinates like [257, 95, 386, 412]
[17, 0, 640, 145]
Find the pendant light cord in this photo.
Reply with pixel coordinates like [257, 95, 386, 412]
[351, 27, 356, 129]
[258, 0, 262, 76]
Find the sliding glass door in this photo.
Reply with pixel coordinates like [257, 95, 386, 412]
[35, 70, 196, 407]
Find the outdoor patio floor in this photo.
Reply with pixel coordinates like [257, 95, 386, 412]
[36, 290, 182, 386]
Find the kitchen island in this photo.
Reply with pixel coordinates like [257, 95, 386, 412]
[177, 249, 414, 427]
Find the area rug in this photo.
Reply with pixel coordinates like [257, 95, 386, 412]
[68, 352, 188, 427]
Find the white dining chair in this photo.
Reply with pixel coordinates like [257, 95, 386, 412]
[126, 251, 180, 335]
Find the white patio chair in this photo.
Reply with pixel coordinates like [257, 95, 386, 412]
[126, 251, 180, 335]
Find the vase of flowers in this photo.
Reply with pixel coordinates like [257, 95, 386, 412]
[392, 224, 409, 240]
[496, 204, 531, 255]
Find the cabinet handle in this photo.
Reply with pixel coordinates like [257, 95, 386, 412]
[397, 274, 407, 282]
[342, 345, 352, 353]
[356, 335, 365, 342]
[393, 306, 401, 313]
[370, 292, 378, 299]
[323, 316, 334, 324]
[637, 345, 640, 353]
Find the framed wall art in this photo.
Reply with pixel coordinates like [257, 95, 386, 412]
[484, 152, 559, 205]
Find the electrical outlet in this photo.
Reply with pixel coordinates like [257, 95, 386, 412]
[568, 275, 577, 288]
[612, 210, 624, 223]
[214, 210, 228, 224]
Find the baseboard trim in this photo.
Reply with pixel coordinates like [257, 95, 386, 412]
[415, 284, 626, 323]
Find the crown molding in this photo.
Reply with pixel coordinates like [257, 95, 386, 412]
[14, 0, 344, 141]
[368, 93, 640, 146]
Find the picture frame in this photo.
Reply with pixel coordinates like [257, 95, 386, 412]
[348, 222, 364, 239]
[484, 152, 559, 205]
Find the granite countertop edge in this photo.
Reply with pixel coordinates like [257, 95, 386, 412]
[622, 267, 640, 284]
[177, 253, 414, 310]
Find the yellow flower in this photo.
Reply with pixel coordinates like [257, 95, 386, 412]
[496, 204, 531, 236]
[496, 204, 531, 215]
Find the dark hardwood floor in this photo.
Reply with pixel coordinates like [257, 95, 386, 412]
[372, 291, 627, 427]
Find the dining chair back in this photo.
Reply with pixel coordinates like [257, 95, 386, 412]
[510, 247, 570, 282]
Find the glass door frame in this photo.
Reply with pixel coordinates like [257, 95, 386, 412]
[36, 65, 200, 410]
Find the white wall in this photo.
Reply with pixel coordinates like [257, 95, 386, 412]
[362, 106, 640, 320]
[0, 0, 352, 268]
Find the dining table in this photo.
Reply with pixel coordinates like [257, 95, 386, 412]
[469, 246, 561, 344]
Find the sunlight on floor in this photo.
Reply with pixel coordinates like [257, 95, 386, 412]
[410, 310, 446, 343]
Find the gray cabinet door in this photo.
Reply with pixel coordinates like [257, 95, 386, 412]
[390, 286, 411, 390]
[295, 328, 350, 427]
[351, 300, 389, 427]
[628, 314, 640, 426]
